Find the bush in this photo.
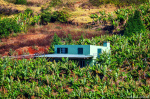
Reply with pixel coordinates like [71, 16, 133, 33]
[15, 0, 27, 5]
[0, 18, 21, 38]
[24, 8, 33, 16]
[51, 11, 59, 22]
[124, 10, 146, 37]
[50, 0, 62, 7]
[40, 11, 70, 25]
[57, 11, 70, 23]
[40, 11, 52, 25]
[49, 33, 62, 53]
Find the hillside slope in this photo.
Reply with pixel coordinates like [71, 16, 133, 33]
[0, 0, 149, 56]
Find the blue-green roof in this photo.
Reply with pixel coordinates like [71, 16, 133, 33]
[35, 54, 93, 59]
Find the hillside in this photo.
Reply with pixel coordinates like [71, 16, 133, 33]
[0, 0, 120, 56]
[1, 0, 149, 56]
[0, 29, 149, 98]
[0, 0, 150, 98]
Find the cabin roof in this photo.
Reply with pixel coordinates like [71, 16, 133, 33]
[35, 54, 93, 59]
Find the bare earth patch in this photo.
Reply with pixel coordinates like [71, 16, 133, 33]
[0, 23, 106, 56]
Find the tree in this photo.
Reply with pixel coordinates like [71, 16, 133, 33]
[124, 10, 146, 37]
[65, 34, 72, 44]
[49, 33, 62, 53]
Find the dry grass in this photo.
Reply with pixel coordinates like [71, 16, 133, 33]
[0, 0, 123, 56]
[69, 4, 118, 23]
[0, 0, 42, 14]
[0, 23, 106, 55]
[27, 0, 50, 5]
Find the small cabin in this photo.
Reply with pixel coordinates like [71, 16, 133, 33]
[37, 41, 110, 67]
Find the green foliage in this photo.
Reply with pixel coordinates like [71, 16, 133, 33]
[0, 59, 3, 86]
[0, 18, 21, 38]
[40, 11, 52, 25]
[40, 11, 70, 25]
[77, 35, 84, 45]
[124, 10, 146, 37]
[57, 11, 70, 23]
[89, 3, 150, 33]
[130, 70, 139, 80]
[15, 0, 27, 5]
[51, 33, 62, 45]
[97, 52, 110, 66]
[0, 30, 150, 98]
[65, 34, 72, 44]
[49, 33, 62, 53]
[90, 13, 98, 22]
[89, 0, 149, 6]
[24, 8, 33, 16]
[50, 0, 62, 7]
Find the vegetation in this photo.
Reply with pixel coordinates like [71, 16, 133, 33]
[89, 0, 149, 6]
[0, 18, 21, 38]
[0, 6, 69, 37]
[15, 0, 27, 5]
[124, 10, 146, 37]
[0, 1, 150, 98]
[0, 30, 150, 98]
[40, 10, 70, 25]
[50, 0, 63, 7]
[49, 33, 62, 54]
[90, 3, 150, 34]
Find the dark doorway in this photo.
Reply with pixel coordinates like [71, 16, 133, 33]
[79, 60, 85, 68]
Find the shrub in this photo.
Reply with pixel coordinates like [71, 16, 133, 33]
[40, 11, 52, 25]
[49, 33, 62, 53]
[40, 11, 70, 25]
[0, 18, 21, 38]
[65, 34, 72, 44]
[57, 11, 70, 23]
[15, 0, 27, 5]
[50, 0, 62, 7]
[24, 8, 33, 16]
[124, 10, 146, 37]
[77, 35, 84, 45]
[51, 11, 59, 22]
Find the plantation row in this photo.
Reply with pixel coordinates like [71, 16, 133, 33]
[90, 3, 150, 34]
[0, 30, 149, 98]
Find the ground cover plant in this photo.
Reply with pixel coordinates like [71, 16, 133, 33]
[0, 30, 149, 98]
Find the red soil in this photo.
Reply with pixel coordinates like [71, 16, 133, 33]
[15, 46, 49, 55]
[0, 23, 105, 56]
